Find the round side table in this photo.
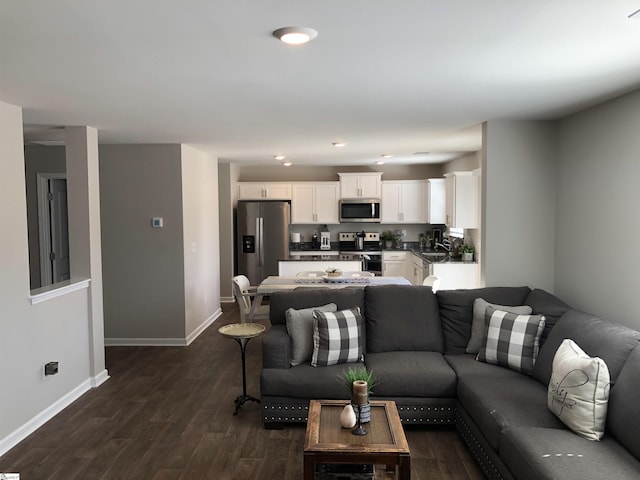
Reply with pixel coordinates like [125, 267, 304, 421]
[218, 322, 266, 415]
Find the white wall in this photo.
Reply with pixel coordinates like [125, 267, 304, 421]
[555, 90, 640, 330]
[181, 145, 222, 339]
[482, 120, 558, 291]
[0, 101, 100, 456]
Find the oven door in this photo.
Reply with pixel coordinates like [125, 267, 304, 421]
[363, 254, 382, 276]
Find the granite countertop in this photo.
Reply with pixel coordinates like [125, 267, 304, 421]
[283, 254, 365, 261]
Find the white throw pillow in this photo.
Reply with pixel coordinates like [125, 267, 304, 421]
[548, 339, 611, 441]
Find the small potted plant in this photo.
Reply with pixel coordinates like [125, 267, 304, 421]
[380, 230, 397, 249]
[338, 366, 377, 423]
[461, 244, 475, 262]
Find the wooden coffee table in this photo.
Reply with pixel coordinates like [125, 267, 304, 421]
[304, 400, 411, 480]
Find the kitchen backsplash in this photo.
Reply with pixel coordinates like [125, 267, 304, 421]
[289, 223, 447, 244]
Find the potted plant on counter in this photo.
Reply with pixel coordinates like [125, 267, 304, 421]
[380, 230, 397, 249]
[461, 244, 475, 262]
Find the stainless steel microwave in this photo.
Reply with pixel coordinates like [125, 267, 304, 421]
[339, 198, 381, 223]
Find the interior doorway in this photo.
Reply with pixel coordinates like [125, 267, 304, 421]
[37, 173, 70, 286]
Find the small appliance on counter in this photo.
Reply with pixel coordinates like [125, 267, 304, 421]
[290, 232, 301, 249]
[320, 225, 331, 250]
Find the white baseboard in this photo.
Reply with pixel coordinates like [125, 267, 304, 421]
[0, 372, 107, 458]
[186, 308, 222, 345]
[104, 308, 223, 347]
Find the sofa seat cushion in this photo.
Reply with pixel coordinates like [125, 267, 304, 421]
[364, 285, 443, 353]
[445, 353, 526, 381]
[365, 351, 457, 397]
[436, 286, 531, 355]
[458, 375, 564, 451]
[500, 427, 640, 480]
[261, 362, 364, 399]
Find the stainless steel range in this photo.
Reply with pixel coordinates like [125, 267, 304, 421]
[338, 232, 382, 275]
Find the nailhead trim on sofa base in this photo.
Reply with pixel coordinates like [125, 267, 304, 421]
[261, 397, 456, 426]
[456, 403, 515, 480]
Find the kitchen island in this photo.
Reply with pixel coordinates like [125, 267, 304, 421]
[278, 254, 362, 276]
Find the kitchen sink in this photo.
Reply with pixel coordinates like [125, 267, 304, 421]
[421, 252, 451, 263]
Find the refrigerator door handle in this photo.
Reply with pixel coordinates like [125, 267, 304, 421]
[258, 217, 264, 267]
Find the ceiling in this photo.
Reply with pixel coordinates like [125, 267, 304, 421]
[3, 1, 640, 166]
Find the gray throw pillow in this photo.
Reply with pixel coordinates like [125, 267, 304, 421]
[286, 303, 337, 366]
[466, 298, 533, 354]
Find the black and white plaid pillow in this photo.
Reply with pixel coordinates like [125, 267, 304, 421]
[311, 307, 364, 367]
[477, 306, 546, 375]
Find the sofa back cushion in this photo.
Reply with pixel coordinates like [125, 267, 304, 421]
[436, 286, 532, 354]
[270, 288, 365, 326]
[533, 309, 640, 387]
[524, 289, 572, 346]
[365, 285, 443, 353]
[607, 345, 640, 458]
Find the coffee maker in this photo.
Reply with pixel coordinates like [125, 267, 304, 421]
[320, 226, 331, 250]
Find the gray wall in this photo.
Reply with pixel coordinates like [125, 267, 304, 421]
[482, 120, 558, 291]
[100, 145, 187, 341]
[555, 90, 640, 330]
[24, 145, 67, 288]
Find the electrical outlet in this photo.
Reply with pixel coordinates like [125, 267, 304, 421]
[44, 362, 59, 376]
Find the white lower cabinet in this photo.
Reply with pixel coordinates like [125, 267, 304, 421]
[382, 251, 409, 278]
[432, 263, 480, 290]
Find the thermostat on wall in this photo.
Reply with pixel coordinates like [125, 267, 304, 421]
[151, 217, 164, 228]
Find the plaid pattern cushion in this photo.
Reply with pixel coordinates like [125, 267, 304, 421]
[311, 307, 364, 367]
[477, 307, 546, 375]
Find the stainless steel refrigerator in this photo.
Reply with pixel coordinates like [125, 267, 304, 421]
[236, 200, 290, 285]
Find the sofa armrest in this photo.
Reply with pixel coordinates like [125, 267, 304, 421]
[263, 324, 291, 369]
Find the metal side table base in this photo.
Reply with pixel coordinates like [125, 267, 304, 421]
[218, 323, 266, 415]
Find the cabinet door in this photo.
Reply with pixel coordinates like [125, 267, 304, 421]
[359, 174, 382, 198]
[445, 175, 455, 226]
[381, 182, 401, 223]
[444, 172, 479, 228]
[264, 183, 292, 200]
[314, 183, 340, 224]
[340, 175, 361, 198]
[398, 181, 426, 223]
[383, 260, 406, 277]
[238, 183, 267, 199]
[428, 178, 446, 224]
[291, 184, 315, 223]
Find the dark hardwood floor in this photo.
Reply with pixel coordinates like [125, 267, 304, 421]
[0, 303, 484, 479]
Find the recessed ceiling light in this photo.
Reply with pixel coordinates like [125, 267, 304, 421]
[376, 161, 385, 165]
[381, 154, 392, 158]
[274, 155, 286, 161]
[273, 27, 318, 45]
[413, 152, 430, 156]
[332, 142, 346, 148]
[283, 162, 292, 167]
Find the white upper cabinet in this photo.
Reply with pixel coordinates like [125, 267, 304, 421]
[338, 172, 382, 198]
[291, 182, 339, 224]
[238, 182, 292, 200]
[444, 170, 480, 228]
[381, 180, 426, 223]
[427, 178, 446, 224]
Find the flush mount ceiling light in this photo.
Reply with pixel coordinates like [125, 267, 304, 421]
[273, 27, 318, 45]
[376, 161, 385, 165]
[274, 154, 286, 161]
[282, 162, 292, 167]
[381, 154, 393, 158]
[332, 141, 346, 148]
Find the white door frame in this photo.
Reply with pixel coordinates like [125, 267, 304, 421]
[37, 172, 67, 286]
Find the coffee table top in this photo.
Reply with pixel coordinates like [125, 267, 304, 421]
[305, 400, 409, 455]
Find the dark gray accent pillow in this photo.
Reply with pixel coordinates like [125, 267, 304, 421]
[524, 289, 571, 346]
[286, 303, 337, 366]
[364, 285, 443, 353]
[436, 287, 532, 354]
[533, 309, 640, 386]
[466, 298, 532, 354]
[311, 307, 364, 366]
[477, 307, 545, 375]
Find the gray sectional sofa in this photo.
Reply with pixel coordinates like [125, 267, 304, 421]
[260, 285, 640, 480]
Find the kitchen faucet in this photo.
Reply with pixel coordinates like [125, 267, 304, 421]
[435, 239, 452, 255]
